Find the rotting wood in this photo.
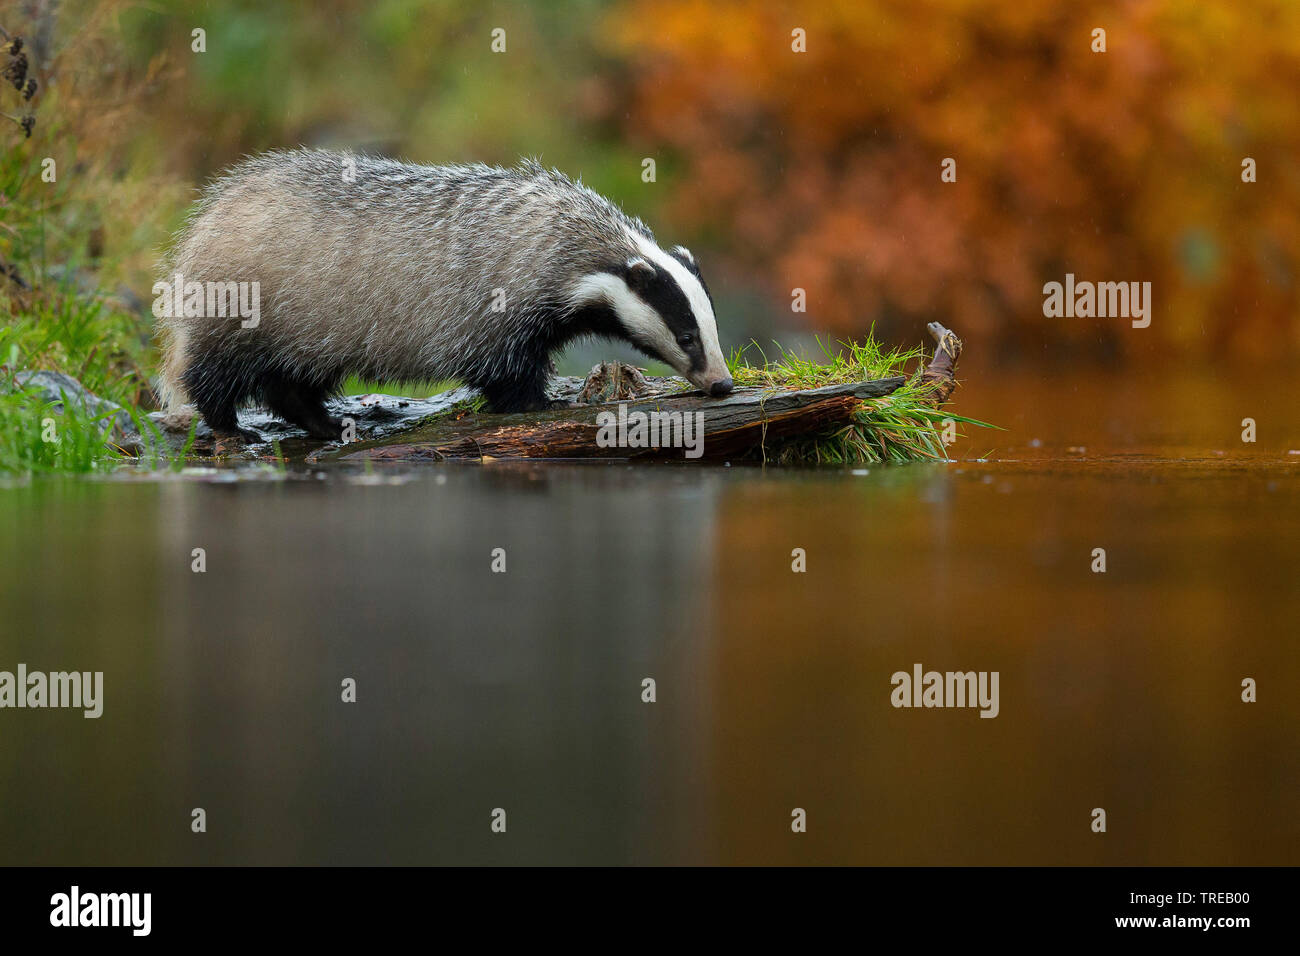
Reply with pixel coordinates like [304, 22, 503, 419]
[313, 323, 964, 463]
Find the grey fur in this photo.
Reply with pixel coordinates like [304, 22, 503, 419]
[157, 148, 725, 437]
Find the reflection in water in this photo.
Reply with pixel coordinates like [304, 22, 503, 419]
[0, 370, 1296, 864]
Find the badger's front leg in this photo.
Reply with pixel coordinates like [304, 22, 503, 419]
[477, 367, 556, 413]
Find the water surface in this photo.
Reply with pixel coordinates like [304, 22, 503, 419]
[1, 368, 1296, 864]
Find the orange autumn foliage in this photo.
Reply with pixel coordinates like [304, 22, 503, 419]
[604, 0, 1300, 362]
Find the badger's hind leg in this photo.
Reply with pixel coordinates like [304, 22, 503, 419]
[183, 358, 263, 442]
[265, 377, 344, 441]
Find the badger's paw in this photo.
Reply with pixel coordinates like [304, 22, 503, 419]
[233, 427, 266, 443]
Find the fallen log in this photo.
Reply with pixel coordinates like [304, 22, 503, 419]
[308, 323, 965, 464]
[318, 378, 904, 463]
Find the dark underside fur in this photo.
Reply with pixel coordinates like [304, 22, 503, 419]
[183, 300, 628, 440]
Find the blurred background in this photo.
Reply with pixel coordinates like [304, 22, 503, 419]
[3, 0, 1299, 383]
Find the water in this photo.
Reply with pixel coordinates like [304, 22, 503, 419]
[1, 366, 1297, 864]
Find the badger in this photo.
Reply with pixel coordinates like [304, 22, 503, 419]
[157, 148, 732, 440]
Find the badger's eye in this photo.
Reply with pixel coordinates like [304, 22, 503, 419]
[677, 332, 696, 348]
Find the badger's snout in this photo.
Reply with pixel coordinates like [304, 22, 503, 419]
[686, 368, 733, 397]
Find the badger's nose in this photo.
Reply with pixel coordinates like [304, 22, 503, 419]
[708, 377, 734, 398]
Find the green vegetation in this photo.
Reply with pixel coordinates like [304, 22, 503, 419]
[729, 334, 917, 392]
[1, 20, 150, 474]
[0, 158, 154, 473]
[729, 337, 996, 465]
[0, 281, 148, 474]
[0, 384, 115, 474]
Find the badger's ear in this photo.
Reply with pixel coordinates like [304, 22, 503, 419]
[669, 245, 700, 275]
[624, 256, 656, 291]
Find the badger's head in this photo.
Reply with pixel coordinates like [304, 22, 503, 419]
[570, 234, 733, 397]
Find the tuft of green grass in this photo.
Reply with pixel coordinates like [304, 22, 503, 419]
[0, 380, 123, 473]
[728, 334, 920, 391]
[122, 406, 197, 472]
[727, 334, 996, 465]
[0, 277, 155, 474]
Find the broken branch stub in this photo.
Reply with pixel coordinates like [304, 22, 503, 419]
[919, 321, 963, 406]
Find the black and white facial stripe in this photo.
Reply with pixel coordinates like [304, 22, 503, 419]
[569, 231, 732, 396]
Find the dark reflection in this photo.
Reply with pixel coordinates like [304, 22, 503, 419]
[0, 370, 1296, 864]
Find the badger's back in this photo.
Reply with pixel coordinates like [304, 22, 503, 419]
[159, 149, 650, 408]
